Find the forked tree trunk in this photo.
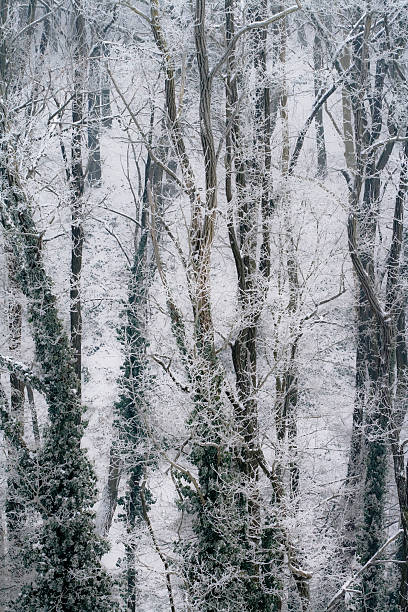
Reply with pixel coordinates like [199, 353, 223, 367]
[149, 0, 304, 607]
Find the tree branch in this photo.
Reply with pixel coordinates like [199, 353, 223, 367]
[119, 1, 152, 24]
[347, 213, 387, 322]
[0, 355, 45, 393]
[108, 68, 183, 189]
[140, 481, 176, 612]
[211, 3, 301, 81]
[326, 530, 403, 611]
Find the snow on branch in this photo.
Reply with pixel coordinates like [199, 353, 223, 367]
[0, 354, 45, 394]
[119, 1, 152, 25]
[11, 0, 65, 43]
[325, 529, 403, 611]
[347, 213, 388, 323]
[210, 2, 302, 81]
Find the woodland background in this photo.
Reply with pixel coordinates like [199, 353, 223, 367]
[0, 1, 407, 611]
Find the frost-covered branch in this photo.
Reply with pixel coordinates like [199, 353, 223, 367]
[119, 1, 151, 24]
[326, 530, 403, 611]
[140, 481, 176, 612]
[0, 355, 45, 394]
[211, 2, 301, 81]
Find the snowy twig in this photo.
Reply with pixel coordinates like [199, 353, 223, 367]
[289, 81, 338, 175]
[363, 135, 408, 154]
[108, 68, 183, 189]
[90, 216, 132, 266]
[0, 355, 45, 393]
[150, 354, 190, 393]
[140, 481, 176, 612]
[99, 205, 141, 227]
[119, 1, 151, 24]
[325, 530, 403, 611]
[211, 3, 302, 81]
[11, 1, 65, 43]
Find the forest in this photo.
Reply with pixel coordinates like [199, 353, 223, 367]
[0, 0, 407, 611]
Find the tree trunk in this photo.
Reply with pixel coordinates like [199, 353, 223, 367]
[101, 41, 112, 127]
[313, 32, 327, 177]
[70, 0, 86, 395]
[88, 42, 102, 187]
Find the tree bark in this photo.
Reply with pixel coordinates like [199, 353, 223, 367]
[313, 32, 327, 177]
[70, 0, 86, 395]
[88, 42, 102, 187]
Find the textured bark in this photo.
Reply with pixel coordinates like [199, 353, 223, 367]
[150, 2, 228, 607]
[0, 130, 114, 610]
[226, 4, 272, 602]
[0, 0, 8, 84]
[101, 42, 112, 128]
[322, 28, 406, 602]
[96, 142, 169, 541]
[149, 1, 306, 607]
[96, 439, 122, 537]
[346, 138, 408, 611]
[7, 254, 24, 423]
[0, 6, 26, 598]
[340, 45, 355, 171]
[0, 505, 5, 612]
[386, 137, 408, 612]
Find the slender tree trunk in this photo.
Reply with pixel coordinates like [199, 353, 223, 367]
[88, 42, 102, 187]
[70, 0, 86, 394]
[0, 4, 26, 598]
[278, 16, 308, 610]
[386, 136, 408, 612]
[227, 0, 281, 605]
[101, 41, 112, 127]
[26, 384, 40, 448]
[343, 19, 397, 610]
[0, 508, 5, 612]
[313, 32, 327, 177]
[5, 262, 26, 595]
[7, 256, 24, 422]
[0, 0, 8, 86]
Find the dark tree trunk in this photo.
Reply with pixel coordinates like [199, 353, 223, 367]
[88, 43, 102, 187]
[8, 270, 24, 421]
[101, 42, 112, 127]
[0, 0, 8, 83]
[313, 32, 327, 177]
[70, 0, 86, 394]
[26, 384, 40, 448]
